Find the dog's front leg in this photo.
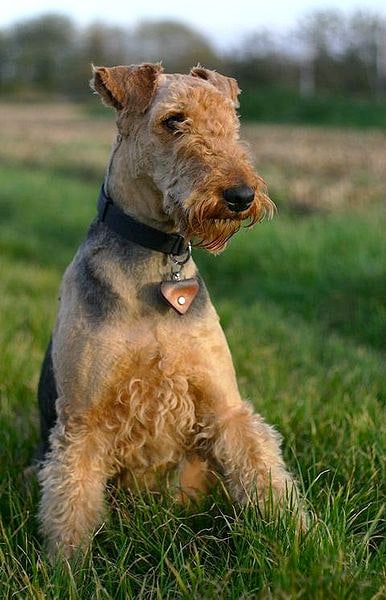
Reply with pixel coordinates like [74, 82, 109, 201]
[190, 320, 299, 513]
[38, 420, 110, 558]
[202, 401, 296, 510]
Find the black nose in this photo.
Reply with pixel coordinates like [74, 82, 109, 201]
[222, 185, 255, 212]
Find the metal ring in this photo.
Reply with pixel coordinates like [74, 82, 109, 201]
[170, 242, 192, 266]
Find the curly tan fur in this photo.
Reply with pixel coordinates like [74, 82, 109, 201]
[37, 63, 301, 559]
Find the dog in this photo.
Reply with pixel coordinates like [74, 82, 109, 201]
[37, 63, 301, 557]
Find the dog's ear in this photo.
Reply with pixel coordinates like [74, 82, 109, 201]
[90, 63, 163, 112]
[190, 66, 240, 108]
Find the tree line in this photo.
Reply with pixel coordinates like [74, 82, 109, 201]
[0, 10, 385, 102]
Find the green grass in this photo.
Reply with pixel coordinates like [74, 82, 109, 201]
[0, 164, 385, 598]
[240, 88, 386, 128]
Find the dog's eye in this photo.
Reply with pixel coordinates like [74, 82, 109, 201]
[162, 113, 185, 132]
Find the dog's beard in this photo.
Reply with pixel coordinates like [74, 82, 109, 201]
[178, 190, 275, 253]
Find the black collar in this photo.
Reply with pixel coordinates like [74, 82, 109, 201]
[97, 185, 188, 256]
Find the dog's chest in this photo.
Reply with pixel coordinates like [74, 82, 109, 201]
[96, 342, 199, 471]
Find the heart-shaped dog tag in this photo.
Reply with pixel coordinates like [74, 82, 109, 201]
[160, 278, 200, 314]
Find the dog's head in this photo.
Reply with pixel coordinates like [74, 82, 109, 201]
[91, 63, 274, 253]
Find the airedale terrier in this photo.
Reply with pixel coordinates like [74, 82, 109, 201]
[37, 63, 301, 557]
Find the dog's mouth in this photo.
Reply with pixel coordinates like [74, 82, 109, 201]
[180, 209, 261, 253]
[208, 211, 255, 223]
[170, 184, 275, 253]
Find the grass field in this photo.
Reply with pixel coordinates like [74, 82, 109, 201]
[241, 88, 386, 129]
[0, 103, 385, 599]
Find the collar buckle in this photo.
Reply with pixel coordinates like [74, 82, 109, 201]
[170, 243, 192, 264]
[169, 235, 189, 257]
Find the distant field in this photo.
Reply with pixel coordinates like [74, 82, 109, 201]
[1, 102, 385, 214]
[241, 88, 386, 129]
[0, 103, 385, 598]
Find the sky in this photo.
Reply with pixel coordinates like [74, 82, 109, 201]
[1, 0, 385, 47]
